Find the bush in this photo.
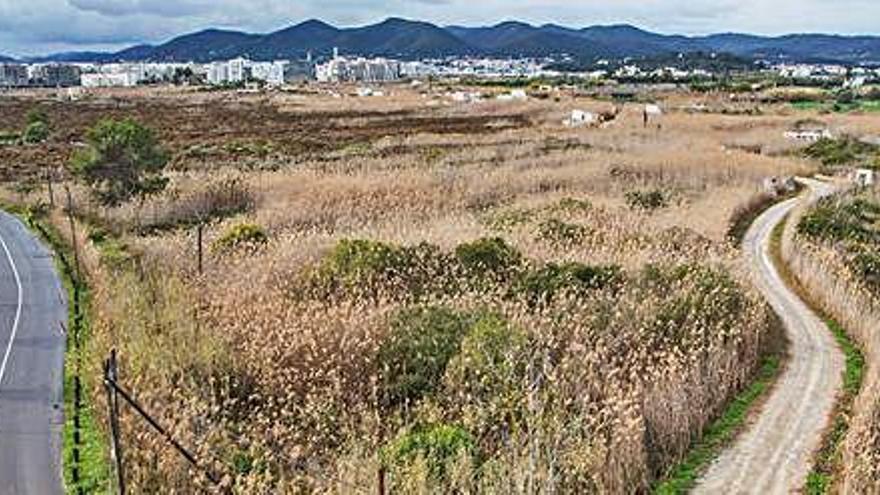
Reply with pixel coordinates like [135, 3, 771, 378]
[549, 197, 592, 213]
[309, 239, 451, 300]
[384, 423, 475, 483]
[22, 121, 50, 144]
[443, 314, 530, 445]
[378, 306, 475, 408]
[804, 136, 877, 169]
[454, 237, 522, 278]
[798, 197, 880, 244]
[212, 223, 268, 253]
[626, 189, 668, 211]
[515, 262, 622, 306]
[536, 218, 590, 245]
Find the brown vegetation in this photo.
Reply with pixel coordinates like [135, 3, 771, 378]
[1, 84, 856, 492]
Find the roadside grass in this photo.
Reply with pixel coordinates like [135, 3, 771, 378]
[770, 214, 866, 494]
[2, 202, 110, 494]
[652, 354, 783, 494]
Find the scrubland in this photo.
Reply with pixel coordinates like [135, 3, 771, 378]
[2, 84, 866, 492]
[784, 186, 880, 493]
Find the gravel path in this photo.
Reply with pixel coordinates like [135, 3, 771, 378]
[694, 180, 844, 494]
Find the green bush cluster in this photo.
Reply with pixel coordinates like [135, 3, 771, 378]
[799, 197, 880, 244]
[804, 136, 877, 169]
[378, 307, 530, 479]
[536, 218, 590, 245]
[301, 236, 625, 305]
[378, 306, 477, 408]
[626, 189, 669, 211]
[384, 423, 475, 483]
[516, 262, 621, 306]
[212, 223, 268, 253]
[454, 237, 523, 277]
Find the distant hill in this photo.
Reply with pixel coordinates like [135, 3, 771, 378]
[0, 54, 16, 63]
[29, 18, 880, 65]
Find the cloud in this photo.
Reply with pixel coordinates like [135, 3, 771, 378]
[68, 0, 216, 17]
[0, 0, 879, 57]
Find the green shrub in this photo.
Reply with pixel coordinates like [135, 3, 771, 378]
[799, 197, 879, 244]
[536, 218, 590, 245]
[22, 121, 50, 144]
[515, 262, 621, 306]
[482, 208, 535, 231]
[626, 189, 668, 211]
[454, 237, 522, 277]
[308, 239, 451, 299]
[804, 136, 877, 169]
[443, 314, 530, 445]
[212, 223, 268, 253]
[384, 423, 475, 482]
[378, 306, 475, 408]
[550, 197, 592, 213]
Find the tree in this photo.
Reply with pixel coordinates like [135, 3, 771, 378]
[22, 107, 50, 144]
[70, 118, 169, 207]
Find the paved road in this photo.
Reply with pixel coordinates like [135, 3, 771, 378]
[0, 211, 66, 495]
[695, 180, 843, 494]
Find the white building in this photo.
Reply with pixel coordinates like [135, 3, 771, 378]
[316, 56, 401, 83]
[81, 72, 138, 88]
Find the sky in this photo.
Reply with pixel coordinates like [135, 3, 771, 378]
[2, 0, 880, 57]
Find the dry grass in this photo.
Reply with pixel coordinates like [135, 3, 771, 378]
[782, 186, 880, 493]
[1, 85, 848, 492]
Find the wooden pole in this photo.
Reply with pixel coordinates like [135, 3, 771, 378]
[46, 171, 55, 207]
[65, 186, 81, 280]
[197, 223, 204, 275]
[104, 349, 126, 495]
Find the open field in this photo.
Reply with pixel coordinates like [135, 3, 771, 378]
[3, 83, 877, 492]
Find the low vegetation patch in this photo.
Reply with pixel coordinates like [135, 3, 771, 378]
[212, 223, 268, 253]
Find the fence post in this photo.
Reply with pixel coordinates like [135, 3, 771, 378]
[197, 223, 204, 275]
[64, 186, 81, 280]
[104, 349, 126, 495]
[46, 171, 55, 207]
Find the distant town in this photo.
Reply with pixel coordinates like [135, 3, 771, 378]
[2, 51, 879, 90]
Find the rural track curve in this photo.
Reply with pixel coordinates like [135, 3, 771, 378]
[694, 179, 844, 494]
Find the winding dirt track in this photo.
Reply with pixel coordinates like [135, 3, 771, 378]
[694, 180, 844, 494]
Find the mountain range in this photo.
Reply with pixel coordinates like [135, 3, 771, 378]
[9, 18, 880, 65]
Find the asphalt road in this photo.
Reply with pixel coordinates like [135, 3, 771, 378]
[695, 180, 843, 494]
[0, 211, 66, 495]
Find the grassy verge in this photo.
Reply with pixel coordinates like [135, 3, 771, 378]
[3, 203, 110, 493]
[769, 215, 866, 494]
[651, 354, 783, 494]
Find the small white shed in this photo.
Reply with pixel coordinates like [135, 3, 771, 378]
[564, 109, 597, 127]
[852, 168, 875, 187]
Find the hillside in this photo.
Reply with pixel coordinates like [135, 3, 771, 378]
[29, 18, 880, 64]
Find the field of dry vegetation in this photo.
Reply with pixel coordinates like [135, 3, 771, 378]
[5, 83, 878, 492]
[784, 186, 880, 493]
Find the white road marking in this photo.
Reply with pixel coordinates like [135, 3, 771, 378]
[0, 228, 23, 389]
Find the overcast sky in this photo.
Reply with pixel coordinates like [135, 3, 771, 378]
[2, 0, 880, 57]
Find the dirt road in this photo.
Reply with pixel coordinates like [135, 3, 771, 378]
[694, 180, 843, 494]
